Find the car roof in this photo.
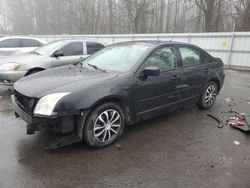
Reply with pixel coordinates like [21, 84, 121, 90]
[0, 36, 46, 44]
[62, 39, 106, 45]
[112, 40, 192, 47]
[44, 39, 106, 46]
[110, 40, 207, 52]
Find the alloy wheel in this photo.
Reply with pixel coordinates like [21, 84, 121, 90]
[93, 109, 122, 143]
[204, 84, 217, 106]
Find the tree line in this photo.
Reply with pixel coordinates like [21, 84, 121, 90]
[0, 0, 249, 35]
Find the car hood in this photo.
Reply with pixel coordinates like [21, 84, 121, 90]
[14, 65, 119, 98]
[0, 52, 45, 65]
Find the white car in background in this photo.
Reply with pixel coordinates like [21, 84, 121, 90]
[0, 36, 46, 57]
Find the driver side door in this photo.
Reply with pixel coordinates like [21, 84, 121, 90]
[52, 42, 85, 67]
[133, 46, 182, 120]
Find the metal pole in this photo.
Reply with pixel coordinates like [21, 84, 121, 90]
[228, 22, 236, 69]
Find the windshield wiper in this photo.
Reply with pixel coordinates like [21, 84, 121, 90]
[87, 63, 106, 72]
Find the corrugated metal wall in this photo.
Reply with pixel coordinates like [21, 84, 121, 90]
[34, 32, 250, 68]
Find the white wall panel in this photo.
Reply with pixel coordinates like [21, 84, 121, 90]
[29, 32, 250, 68]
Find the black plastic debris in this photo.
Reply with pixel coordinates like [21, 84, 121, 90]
[207, 114, 224, 128]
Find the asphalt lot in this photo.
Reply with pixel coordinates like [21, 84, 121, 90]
[0, 70, 250, 188]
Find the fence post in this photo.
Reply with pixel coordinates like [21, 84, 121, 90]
[228, 32, 235, 69]
[157, 34, 160, 41]
[187, 34, 191, 44]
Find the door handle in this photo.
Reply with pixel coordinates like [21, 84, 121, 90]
[204, 68, 209, 73]
[171, 75, 179, 80]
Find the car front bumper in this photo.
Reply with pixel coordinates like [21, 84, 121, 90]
[0, 70, 27, 84]
[11, 95, 82, 135]
[0, 83, 13, 96]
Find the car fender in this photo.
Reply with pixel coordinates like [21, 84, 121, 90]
[55, 80, 132, 113]
[19, 56, 53, 71]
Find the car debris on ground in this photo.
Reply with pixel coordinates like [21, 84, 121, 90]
[207, 97, 250, 132]
[207, 114, 224, 128]
[227, 110, 250, 132]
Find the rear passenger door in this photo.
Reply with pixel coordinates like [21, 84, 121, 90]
[52, 42, 85, 67]
[178, 46, 208, 101]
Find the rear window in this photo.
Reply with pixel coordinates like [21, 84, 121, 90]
[21, 39, 43, 47]
[86, 42, 105, 55]
[179, 47, 201, 66]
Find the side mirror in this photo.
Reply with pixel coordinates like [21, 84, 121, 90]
[53, 50, 64, 57]
[142, 66, 160, 77]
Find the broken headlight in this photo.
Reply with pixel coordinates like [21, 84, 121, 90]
[34, 92, 70, 116]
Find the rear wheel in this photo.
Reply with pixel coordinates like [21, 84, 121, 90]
[83, 102, 125, 148]
[198, 81, 218, 109]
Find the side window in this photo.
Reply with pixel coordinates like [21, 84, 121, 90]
[86, 42, 104, 55]
[60, 42, 83, 56]
[0, 39, 21, 48]
[144, 47, 177, 72]
[21, 39, 41, 47]
[179, 47, 201, 66]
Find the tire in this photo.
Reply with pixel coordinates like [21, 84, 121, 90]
[198, 81, 218, 109]
[83, 102, 125, 148]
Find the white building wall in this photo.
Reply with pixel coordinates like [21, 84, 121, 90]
[33, 32, 250, 68]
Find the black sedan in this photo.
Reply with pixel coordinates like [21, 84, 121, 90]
[12, 41, 225, 148]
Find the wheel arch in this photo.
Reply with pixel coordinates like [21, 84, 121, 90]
[25, 67, 45, 76]
[88, 96, 133, 125]
[208, 78, 221, 92]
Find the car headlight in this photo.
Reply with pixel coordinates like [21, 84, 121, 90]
[0, 63, 20, 71]
[34, 92, 70, 116]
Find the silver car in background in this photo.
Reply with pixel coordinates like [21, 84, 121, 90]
[0, 39, 105, 95]
[0, 36, 46, 56]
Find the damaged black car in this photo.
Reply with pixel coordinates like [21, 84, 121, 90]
[11, 41, 225, 148]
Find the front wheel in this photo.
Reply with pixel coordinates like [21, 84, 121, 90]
[198, 81, 218, 109]
[83, 102, 125, 148]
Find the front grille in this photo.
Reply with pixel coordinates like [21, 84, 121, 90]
[14, 90, 38, 113]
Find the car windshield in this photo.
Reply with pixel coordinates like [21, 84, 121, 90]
[32, 40, 65, 55]
[82, 44, 149, 72]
